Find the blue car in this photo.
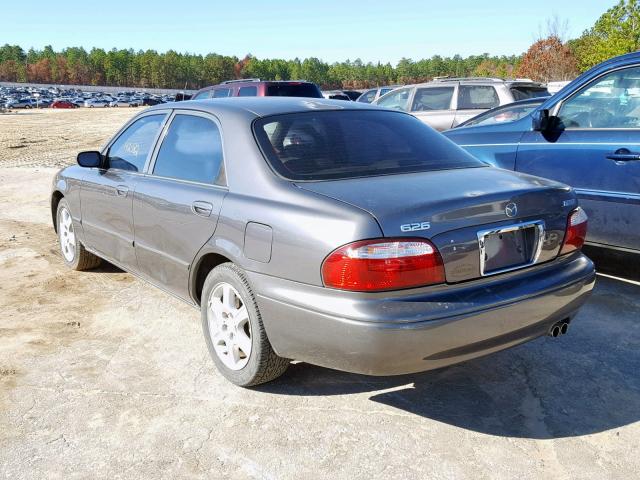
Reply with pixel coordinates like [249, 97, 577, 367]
[445, 52, 640, 255]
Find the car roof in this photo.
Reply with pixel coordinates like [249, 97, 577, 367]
[196, 80, 316, 92]
[403, 79, 544, 88]
[148, 96, 384, 118]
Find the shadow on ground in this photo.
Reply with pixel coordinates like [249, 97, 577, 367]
[257, 276, 640, 440]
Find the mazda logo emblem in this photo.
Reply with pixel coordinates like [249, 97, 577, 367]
[505, 202, 518, 218]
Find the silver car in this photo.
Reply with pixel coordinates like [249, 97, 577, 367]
[373, 78, 548, 131]
[356, 85, 401, 103]
[51, 98, 595, 386]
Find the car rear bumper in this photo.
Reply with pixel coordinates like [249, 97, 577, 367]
[249, 253, 596, 376]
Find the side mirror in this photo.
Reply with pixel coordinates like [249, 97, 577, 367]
[532, 109, 550, 131]
[77, 151, 103, 168]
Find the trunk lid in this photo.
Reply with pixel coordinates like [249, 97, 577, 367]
[297, 167, 578, 282]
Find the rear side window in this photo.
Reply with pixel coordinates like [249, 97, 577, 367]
[457, 86, 499, 110]
[266, 83, 322, 98]
[253, 110, 484, 181]
[107, 114, 166, 172]
[412, 87, 455, 111]
[212, 88, 231, 98]
[510, 86, 549, 101]
[239, 86, 258, 97]
[153, 114, 224, 185]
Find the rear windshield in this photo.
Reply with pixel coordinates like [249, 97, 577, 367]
[510, 86, 549, 101]
[253, 110, 484, 181]
[266, 83, 322, 98]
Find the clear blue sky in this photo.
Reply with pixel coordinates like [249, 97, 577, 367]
[8, 0, 614, 63]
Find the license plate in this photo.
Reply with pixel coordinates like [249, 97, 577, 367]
[477, 221, 545, 276]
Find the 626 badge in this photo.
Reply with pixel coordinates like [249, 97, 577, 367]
[400, 221, 431, 232]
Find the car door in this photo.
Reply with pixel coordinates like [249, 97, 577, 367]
[516, 65, 640, 252]
[452, 84, 500, 128]
[409, 86, 456, 131]
[80, 112, 168, 268]
[133, 110, 227, 299]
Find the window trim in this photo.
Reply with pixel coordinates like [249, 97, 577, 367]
[101, 109, 171, 174]
[146, 109, 228, 188]
[551, 64, 640, 131]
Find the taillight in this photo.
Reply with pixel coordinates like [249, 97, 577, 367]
[321, 238, 445, 292]
[560, 207, 588, 255]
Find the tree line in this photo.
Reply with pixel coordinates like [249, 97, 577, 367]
[0, 1, 638, 89]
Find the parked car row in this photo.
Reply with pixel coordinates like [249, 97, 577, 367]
[0, 85, 175, 110]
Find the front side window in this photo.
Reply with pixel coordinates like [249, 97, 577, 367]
[412, 87, 455, 111]
[376, 88, 411, 111]
[253, 110, 484, 181]
[457, 85, 499, 110]
[557, 66, 640, 129]
[107, 114, 166, 172]
[212, 88, 231, 98]
[153, 114, 224, 185]
[357, 90, 377, 103]
[238, 86, 258, 97]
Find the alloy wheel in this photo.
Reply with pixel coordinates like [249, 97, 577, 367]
[59, 207, 76, 262]
[207, 282, 252, 370]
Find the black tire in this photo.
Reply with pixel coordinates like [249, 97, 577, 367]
[201, 262, 289, 386]
[56, 198, 102, 271]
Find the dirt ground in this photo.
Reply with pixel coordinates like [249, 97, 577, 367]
[0, 109, 639, 479]
[0, 108, 138, 168]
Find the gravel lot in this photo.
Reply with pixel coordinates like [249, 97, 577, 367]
[1, 109, 639, 479]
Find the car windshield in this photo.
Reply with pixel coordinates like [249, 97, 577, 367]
[460, 101, 544, 127]
[510, 86, 549, 101]
[253, 110, 485, 181]
[266, 83, 322, 98]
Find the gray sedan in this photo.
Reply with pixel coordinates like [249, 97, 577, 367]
[51, 98, 595, 386]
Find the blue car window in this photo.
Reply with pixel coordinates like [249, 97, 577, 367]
[462, 102, 542, 127]
[153, 114, 225, 185]
[558, 66, 640, 129]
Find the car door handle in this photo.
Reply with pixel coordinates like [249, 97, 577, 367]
[607, 148, 640, 162]
[191, 201, 213, 217]
[115, 185, 129, 197]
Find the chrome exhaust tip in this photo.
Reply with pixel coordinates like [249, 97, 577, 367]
[560, 322, 569, 335]
[549, 325, 561, 337]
